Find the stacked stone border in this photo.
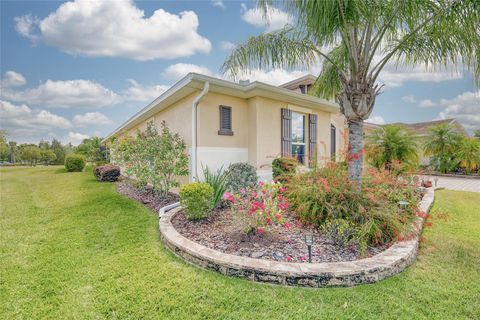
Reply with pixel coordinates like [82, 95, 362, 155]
[159, 188, 435, 287]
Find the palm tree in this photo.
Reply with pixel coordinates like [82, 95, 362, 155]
[423, 124, 461, 173]
[222, 0, 479, 187]
[457, 137, 480, 173]
[366, 125, 418, 171]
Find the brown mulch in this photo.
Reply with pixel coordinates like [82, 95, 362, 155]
[172, 208, 388, 263]
[116, 180, 179, 214]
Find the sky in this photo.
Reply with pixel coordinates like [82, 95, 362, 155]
[1, 0, 479, 145]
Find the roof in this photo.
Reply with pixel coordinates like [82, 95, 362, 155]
[280, 74, 317, 89]
[392, 119, 468, 136]
[103, 73, 340, 142]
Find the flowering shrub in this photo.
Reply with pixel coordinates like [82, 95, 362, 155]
[224, 181, 289, 234]
[272, 157, 299, 181]
[285, 162, 420, 247]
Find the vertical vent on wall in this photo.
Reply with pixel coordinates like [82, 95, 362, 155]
[308, 114, 318, 166]
[281, 108, 292, 157]
[218, 105, 233, 135]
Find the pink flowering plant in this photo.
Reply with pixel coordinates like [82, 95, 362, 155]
[223, 181, 290, 234]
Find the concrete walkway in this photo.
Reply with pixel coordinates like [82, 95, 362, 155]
[426, 176, 480, 192]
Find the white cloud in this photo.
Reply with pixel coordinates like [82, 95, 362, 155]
[122, 79, 169, 102]
[212, 0, 225, 9]
[68, 132, 90, 146]
[72, 112, 113, 127]
[0, 100, 72, 138]
[366, 115, 386, 125]
[240, 3, 292, 32]
[220, 41, 236, 51]
[418, 99, 437, 108]
[162, 63, 214, 81]
[15, 0, 211, 61]
[401, 95, 416, 103]
[436, 91, 480, 133]
[1, 71, 27, 87]
[378, 64, 462, 88]
[14, 14, 39, 41]
[1, 79, 120, 108]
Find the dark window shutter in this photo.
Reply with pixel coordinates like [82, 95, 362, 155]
[331, 124, 336, 160]
[218, 105, 233, 135]
[281, 108, 292, 157]
[308, 114, 318, 165]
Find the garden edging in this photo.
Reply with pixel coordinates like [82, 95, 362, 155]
[159, 188, 435, 287]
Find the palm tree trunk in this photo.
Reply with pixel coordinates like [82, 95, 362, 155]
[347, 120, 364, 188]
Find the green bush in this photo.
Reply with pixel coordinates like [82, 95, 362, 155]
[272, 157, 299, 181]
[321, 218, 364, 250]
[285, 163, 419, 247]
[64, 154, 86, 172]
[202, 165, 229, 209]
[179, 182, 214, 220]
[225, 162, 258, 193]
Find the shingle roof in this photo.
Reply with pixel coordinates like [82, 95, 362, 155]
[391, 119, 467, 136]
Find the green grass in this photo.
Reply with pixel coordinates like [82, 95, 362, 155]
[1, 166, 479, 320]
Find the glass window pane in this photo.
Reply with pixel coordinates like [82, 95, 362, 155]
[291, 112, 304, 143]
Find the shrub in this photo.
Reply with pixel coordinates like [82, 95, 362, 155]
[94, 165, 120, 182]
[224, 181, 289, 234]
[225, 162, 258, 193]
[285, 163, 419, 247]
[202, 165, 229, 209]
[272, 157, 299, 181]
[65, 154, 86, 172]
[179, 182, 214, 220]
[110, 121, 189, 196]
[322, 218, 363, 250]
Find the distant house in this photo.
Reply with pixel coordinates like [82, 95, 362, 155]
[392, 118, 468, 137]
[104, 73, 347, 182]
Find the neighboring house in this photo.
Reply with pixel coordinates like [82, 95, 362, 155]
[104, 73, 345, 182]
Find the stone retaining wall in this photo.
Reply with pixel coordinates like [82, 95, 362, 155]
[159, 188, 435, 287]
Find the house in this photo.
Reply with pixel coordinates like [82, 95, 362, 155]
[104, 73, 346, 182]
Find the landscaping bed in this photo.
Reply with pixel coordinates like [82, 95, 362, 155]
[117, 180, 178, 213]
[172, 208, 388, 263]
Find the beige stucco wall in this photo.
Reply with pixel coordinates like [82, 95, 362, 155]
[114, 89, 340, 182]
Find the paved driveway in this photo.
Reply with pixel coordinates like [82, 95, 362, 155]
[426, 176, 480, 192]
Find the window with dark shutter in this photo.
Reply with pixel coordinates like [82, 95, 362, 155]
[218, 105, 233, 136]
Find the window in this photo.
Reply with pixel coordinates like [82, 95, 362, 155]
[218, 105, 233, 135]
[331, 124, 336, 160]
[291, 112, 306, 163]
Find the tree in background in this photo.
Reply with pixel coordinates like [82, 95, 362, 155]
[75, 137, 107, 164]
[0, 131, 9, 162]
[40, 149, 57, 165]
[8, 142, 17, 163]
[222, 0, 479, 187]
[474, 130, 480, 139]
[424, 124, 462, 173]
[457, 138, 480, 173]
[20, 145, 41, 166]
[51, 139, 66, 165]
[366, 125, 419, 172]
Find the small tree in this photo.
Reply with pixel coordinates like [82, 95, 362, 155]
[21, 146, 41, 166]
[457, 137, 480, 173]
[51, 139, 66, 165]
[111, 121, 189, 197]
[0, 131, 9, 162]
[366, 125, 419, 172]
[40, 149, 57, 165]
[423, 124, 461, 173]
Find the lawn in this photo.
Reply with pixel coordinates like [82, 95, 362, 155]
[0, 166, 479, 320]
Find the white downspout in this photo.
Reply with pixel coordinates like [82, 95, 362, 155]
[191, 81, 210, 181]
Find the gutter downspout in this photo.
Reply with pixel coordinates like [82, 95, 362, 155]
[191, 81, 210, 181]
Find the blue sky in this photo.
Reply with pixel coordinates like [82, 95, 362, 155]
[1, 0, 478, 145]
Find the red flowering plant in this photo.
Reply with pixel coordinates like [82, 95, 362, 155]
[223, 181, 290, 234]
